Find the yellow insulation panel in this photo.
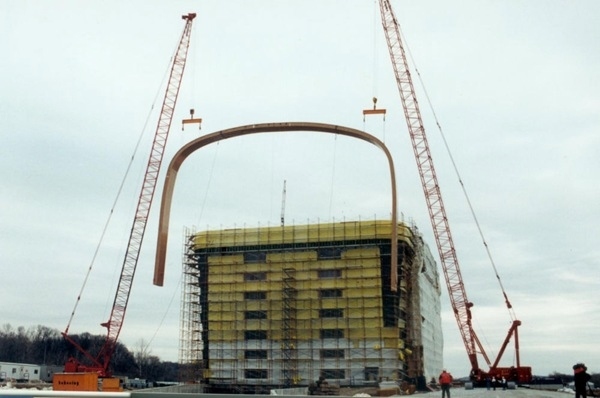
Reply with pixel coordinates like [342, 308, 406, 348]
[192, 220, 414, 249]
[342, 246, 381, 259]
[195, 220, 410, 355]
[207, 254, 244, 265]
[208, 329, 237, 341]
[267, 251, 318, 262]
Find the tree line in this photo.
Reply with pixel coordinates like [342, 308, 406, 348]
[0, 324, 179, 382]
[4, 323, 597, 387]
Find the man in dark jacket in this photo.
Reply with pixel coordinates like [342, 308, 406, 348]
[573, 363, 591, 398]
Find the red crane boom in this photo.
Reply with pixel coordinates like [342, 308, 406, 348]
[62, 12, 197, 378]
[376, 0, 531, 384]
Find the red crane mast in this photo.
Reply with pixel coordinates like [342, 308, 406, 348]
[376, 0, 531, 384]
[62, 12, 197, 378]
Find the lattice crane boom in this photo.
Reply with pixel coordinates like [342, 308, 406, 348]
[377, 0, 530, 383]
[62, 12, 197, 377]
[376, 0, 482, 372]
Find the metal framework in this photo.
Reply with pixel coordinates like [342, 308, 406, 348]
[177, 219, 434, 389]
[179, 227, 204, 380]
[378, 0, 529, 383]
[63, 12, 197, 377]
[377, 0, 480, 369]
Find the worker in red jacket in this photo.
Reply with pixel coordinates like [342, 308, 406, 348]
[439, 369, 453, 398]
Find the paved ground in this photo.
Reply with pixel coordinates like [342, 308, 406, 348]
[418, 387, 572, 397]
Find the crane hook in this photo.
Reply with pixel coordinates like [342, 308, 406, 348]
[182, 108, 202, 130]
[362, 96, 387, 121]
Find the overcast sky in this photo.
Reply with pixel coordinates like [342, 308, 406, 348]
[1, 1, 599, 378]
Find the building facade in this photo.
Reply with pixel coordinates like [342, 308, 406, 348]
[180, 220, 442, 391]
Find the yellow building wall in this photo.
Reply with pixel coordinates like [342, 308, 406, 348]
[192, 220, 415, 384]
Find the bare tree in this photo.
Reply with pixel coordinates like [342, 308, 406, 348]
[134, 339, 152, 378]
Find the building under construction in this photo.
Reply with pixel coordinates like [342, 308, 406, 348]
[179, 219, 443, 392]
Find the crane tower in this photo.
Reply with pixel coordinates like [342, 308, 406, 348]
[377, 0, 531, 385]
[58, 12, 197, 387]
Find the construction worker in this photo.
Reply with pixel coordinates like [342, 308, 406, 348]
[438, 369, 453, 398]
[573, 363, 591, 398]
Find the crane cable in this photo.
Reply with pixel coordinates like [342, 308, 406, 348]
[147, 248, 182, 347]
[149, 141, 219, 347]
[148, 23, 217, 348]
[371, 0, 378, 99]
[327, 134, 338, 220]
[65, 55, 176, 334]
[399, 29, 518, 322]
[194, 142, 220, 227]
[363, 0, 387, 143]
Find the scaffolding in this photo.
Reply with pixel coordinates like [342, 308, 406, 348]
[404, 224, 424, 384]
[178, 227, 203, 381]
[281, 267, 298, 385]
[179, 219, 442, 391]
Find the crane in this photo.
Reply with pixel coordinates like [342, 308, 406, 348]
[61, 12, 197, 380]
[376, 0, 531, 385]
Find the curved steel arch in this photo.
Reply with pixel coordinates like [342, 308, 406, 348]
[153, 122, 399, 291]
